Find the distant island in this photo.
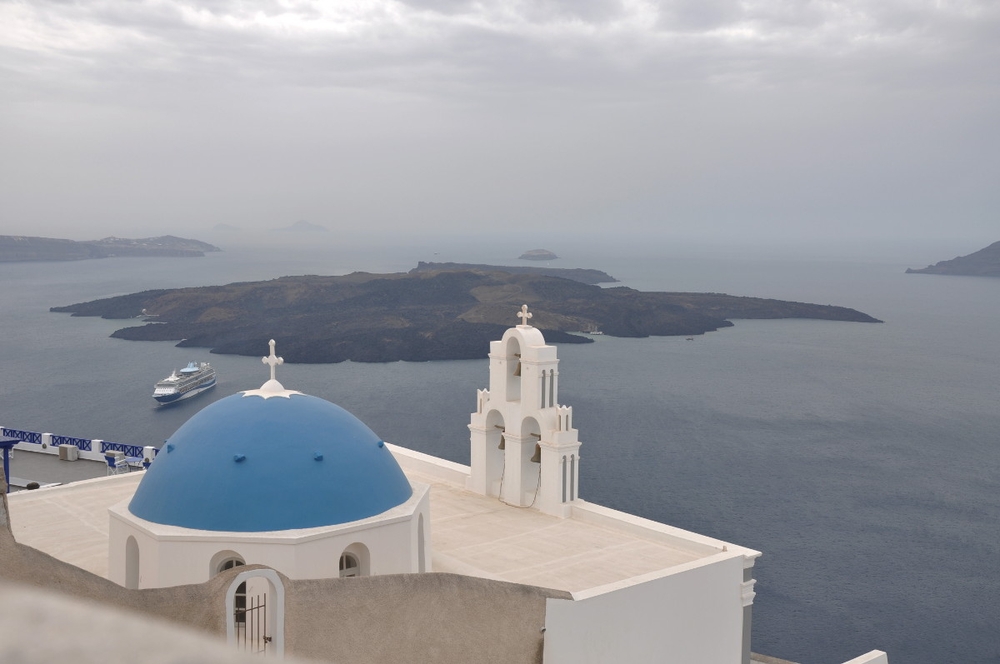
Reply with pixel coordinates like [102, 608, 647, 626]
[51, 266, 882, 363]
[0, 235, 221, 263]
[411, 261, 617, 285]
[906, 241, 1000, 277]
[519, 249, 558, 261]
[274, 220, 328, 233]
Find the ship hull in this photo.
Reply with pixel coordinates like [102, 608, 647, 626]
[152, 368, 217, 405]
[153, 378, 216, 404]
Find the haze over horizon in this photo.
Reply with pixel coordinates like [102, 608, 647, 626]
[2, 1, 997, 248]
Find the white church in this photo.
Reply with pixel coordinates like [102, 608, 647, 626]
[3, 308, 887, 664]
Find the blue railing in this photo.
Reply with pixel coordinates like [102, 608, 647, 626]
[2, 428, 157, 459]
[51, 434, 92, 452]
[2, 428, 41, 444]
[101, 442, 146, 459]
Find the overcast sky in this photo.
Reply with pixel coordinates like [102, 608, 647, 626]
[1, 0, 997, 245]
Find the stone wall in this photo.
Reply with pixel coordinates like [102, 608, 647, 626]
[285, 573, 567, 663]
[1, 471, 569, 664]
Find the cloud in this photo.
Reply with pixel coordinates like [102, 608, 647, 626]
[0, 0, 997, 241]
[4, 0, 996, 95]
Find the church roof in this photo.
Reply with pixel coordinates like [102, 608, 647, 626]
[128, 387, 412, 532]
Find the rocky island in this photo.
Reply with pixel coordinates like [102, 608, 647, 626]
[51, 266, 882, 363]
[0, 235, 220, 262]
[906, 241, 1000, 277]
[411, 261, 616, 285]
[519, 249, 558, 261]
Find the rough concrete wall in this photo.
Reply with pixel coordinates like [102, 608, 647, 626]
[0, 523, 234, 637]
[0, 470, 231, 638]
[0, 580, 273, 664]
[285, 573, 570, 664]
[0, 472, 12, 546]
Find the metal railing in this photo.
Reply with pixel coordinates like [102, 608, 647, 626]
[51, 434, 92, 452]
[2, 428, 157, 460]
[100, 442, 147, 459]
[1, 428, 41, 444]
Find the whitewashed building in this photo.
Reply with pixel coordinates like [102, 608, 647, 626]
[5, 311, 888, 664]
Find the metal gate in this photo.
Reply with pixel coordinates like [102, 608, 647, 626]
[234, 591, 271, 654]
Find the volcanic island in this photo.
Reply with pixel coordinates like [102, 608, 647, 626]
[51, 263, 882, 363]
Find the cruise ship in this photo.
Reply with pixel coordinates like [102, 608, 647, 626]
[152, 362, 217, 404]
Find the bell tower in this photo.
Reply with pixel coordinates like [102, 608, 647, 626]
[468, 305, 582, 517]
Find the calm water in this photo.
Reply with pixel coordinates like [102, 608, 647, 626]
[1, 235, 997, 664]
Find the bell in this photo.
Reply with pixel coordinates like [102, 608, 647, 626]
[498, 435, 505, 450]
[530, 443, 541, 463]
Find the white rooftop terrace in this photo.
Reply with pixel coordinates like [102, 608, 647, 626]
[7, 446, 757, 594]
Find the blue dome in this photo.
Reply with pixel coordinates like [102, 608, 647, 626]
[129, 392, 412, 532]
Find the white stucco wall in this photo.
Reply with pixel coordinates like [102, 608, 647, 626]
[387, 443, 469, 487]
[109, 483, 430, 588]
[542, 553, 745, 664]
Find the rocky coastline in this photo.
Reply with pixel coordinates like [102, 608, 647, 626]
[0, 235, 220, 262]
[906, 241, 1000, 277]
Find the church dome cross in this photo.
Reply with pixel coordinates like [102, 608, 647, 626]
[263, 339, 283, 381]
[241, 339, 301, 399]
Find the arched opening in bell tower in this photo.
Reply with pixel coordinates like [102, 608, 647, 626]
[484, 409, 505, 497]
[520, 417, 542, 504]
[505, 337, 521, 402]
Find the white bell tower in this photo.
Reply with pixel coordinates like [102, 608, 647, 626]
[468, 305, 582, 517]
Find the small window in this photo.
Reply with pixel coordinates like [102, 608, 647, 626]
[339, 553, 360, 578]
[218, 558, 245, 574]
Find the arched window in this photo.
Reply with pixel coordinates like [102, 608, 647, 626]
[570, 454, 576, 501]
[418, 514, 426, 573]
[125, 536, 140, 589]
[338, 542, 371, 577]
[339, 553, 360, 578]
[218, 558, 245, 573]
[561, 455, 568, 503]
[211, 550, 247, 577]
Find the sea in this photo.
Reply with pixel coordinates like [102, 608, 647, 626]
[1, 233, 997, 664]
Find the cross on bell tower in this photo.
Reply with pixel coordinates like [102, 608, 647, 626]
[516, 304, 533, 327]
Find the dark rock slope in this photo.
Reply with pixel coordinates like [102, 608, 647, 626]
[906, 241, 1000, 277]
[51, 268, 881, 363]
